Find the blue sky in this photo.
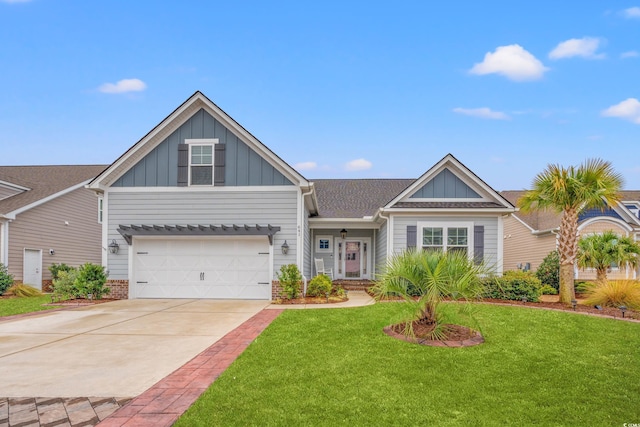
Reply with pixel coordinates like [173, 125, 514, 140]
[1, 1, 639, 190]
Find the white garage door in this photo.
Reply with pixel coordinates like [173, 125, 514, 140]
[132, 238, 271, 299]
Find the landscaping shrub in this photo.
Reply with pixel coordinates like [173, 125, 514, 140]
[48, 263, 74, 281]
[52, 269, 81, 300]
[277, 264, 302, 299]
[6, 283, 42, 297]
[540, 284, 558, 295]
[331, 284, 346, 297]
[582, 280, 640, 310]
[307, 274, 332, 297]
[482, 270, 541, 302]
[0, 263, 14, 295]
[76, 263, 109, 299]
[536, 250, 559, 291]
[575, 281, 593, 294]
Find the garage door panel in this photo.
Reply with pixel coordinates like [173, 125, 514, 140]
[133, 238, 271, 299]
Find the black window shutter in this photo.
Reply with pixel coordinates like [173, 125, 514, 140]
[214, 143, 225, 185]
[474, 225, 484, 265]
[407, 225, 417, 250]
[177, 144, 189, 187]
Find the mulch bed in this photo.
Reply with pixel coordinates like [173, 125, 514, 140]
[274, 295, 348, 304]
[481, 298, 640, 320]
[384, 322, 484, 347]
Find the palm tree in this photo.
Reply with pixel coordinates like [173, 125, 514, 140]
[577, 231, 640, 282]
[373, 249, 486, 340]
[518, 159, 623, 303]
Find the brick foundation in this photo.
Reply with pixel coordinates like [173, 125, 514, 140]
[106, 280, 129, 299]
[271, 280, 304, 300]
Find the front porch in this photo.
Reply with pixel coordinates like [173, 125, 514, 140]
[332, 279, 376, 292]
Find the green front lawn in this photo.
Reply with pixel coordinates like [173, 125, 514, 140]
[177, 303, 640, 426]
[0, 295, 61, 317]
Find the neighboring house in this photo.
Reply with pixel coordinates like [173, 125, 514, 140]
[501, 190, 640, 280]
[0, 165, 107, 290]
[87, 91, 515, 300]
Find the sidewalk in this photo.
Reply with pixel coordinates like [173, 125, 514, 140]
[267, 290, 375, 310]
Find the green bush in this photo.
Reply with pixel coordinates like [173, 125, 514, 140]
[48, 263, 74, 281]
[536, 250, 560, 291]
[331, 284, 346, 298]
[307, 274, 332, 297]
[0, 263, 14, 295]
[76, 263, 109, 299]
[575, 281, 593, 294]
[52, 269, 81, 300]
[482, 270, 541, 302]
[277, 264, 302, 300]
[540, 284, 558, 295]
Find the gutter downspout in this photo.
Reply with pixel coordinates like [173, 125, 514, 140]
[299, 185, 314, 288]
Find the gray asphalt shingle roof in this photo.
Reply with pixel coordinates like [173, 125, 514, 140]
[0, 165, 107, 215]
[312, 179, 414, 218]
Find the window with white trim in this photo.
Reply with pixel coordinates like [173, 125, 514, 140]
[98, 197, 103, 224]
[316, 235, 332, 253]
[190, 144, 213, 185]
[418, 222, 473, 256]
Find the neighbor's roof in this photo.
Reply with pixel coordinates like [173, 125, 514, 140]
[0, 165, 107, 215]
[500, 190, 640, 232]
[312, 179, 414, 218]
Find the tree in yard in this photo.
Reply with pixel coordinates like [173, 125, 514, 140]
[577, 231, 640, 282]
[518, 159, 623, 304]
[372, 249, 486, 340]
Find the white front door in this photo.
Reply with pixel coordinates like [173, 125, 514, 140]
[23, 249, 42, 289]
[336, 238, 371, 280]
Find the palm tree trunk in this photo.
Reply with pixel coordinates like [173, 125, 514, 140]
[596, 269, 607, 282]
[557, 208, 578, 303]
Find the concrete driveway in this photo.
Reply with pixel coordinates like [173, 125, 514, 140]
[0, 299, 269, 398]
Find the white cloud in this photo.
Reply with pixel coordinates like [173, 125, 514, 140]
[621, 50, 639, 58]
[98, 78, 147, 94]
[601, 98, 640, 124]
[453, 107, 510, 120]
[549, 37, 605, 60]
[294, 161, 317, 171]
[623, 7, 640, 18]
[469, 44, 549, 81]
[345, 158, 372, 171]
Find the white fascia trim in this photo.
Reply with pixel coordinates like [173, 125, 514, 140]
[510, 214, 536, 233]
[0, 180, 30, 192]
[408, 197, 489, 203]
[308, 218, 380, 229]
[5, 179, 92, 219]
[184, 138, 219, 145]
[497, 215, 504, 274]
[384, 208, 516, 215]
[578, 216, 634, 233]
[614, 201, 640, 226]
[106, 185, 299, 193]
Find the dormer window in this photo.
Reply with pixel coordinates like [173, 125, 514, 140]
[190, 144, 213, 186]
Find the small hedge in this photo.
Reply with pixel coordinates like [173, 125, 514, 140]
[482, 270, 541, 302]
[52, 263, 110, 300]
[0, 263, 14, 295]
[307, 274, 332, 297]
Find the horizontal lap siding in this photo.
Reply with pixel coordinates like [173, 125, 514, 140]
[502, 216, 556, 272]
[8, 188, 101, 280]
[375, 222, 387, 274]
[392, 215, 499, 266]
[107, 190, 298, 280]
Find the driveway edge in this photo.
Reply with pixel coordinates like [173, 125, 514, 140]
[97, 308, 283, 427]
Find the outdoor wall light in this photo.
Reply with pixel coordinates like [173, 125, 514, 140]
[340, 229, 347, 239]
[108, 239, 120, 254]
[571, 299, 577, 311]
[281, 240, 289, 255]
[620, 305, 627, 318]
